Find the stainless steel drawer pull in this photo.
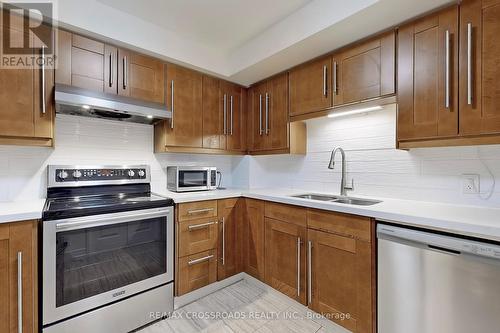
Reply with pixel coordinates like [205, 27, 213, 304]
[297, 237, 301, 297]
[307, 241, 312, 305]
[170, 80, 174, 129]
[445, 30, 450, 109]
[265, 93, 269, 135]
[259, 94, 263, 136]
[18, 251, 23, 333]
[223, 94, 227, 135]
[188, 254, 214, 266]
[467, 23, 473, 105]
[109, 53, 113, 87]
[188, 221, 216, 231]
[41, 47, 46, 114]
[333, 61, 338, 95]
[187, 208, 215, 215]
[230, 96, 234, 136]
[221, 217, 225, 265]
[323, 65, 328, 97]
[123, 56, 128, 89]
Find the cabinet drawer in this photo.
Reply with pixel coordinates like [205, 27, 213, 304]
[265, 202, 306, 227]
[178, 217, 218, 257]
[178, 201, 218, 222]
[178, 249, 217, 295]
[307, 209, 372, 242]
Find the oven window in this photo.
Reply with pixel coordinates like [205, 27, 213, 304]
[55, 217, 166, 307]
[178, 170, 207, 188]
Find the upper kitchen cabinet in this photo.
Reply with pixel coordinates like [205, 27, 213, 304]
[459, 0, 500, 136]
[248, 73, 306, 155]
[117, 49, 165, 104]
[0, 22, 54, 147]
[220, 81, 245, 152]
[56, 31, 164, 104]
[155, 64, 203, 151]
[202, 75, 223, 150]
[397, 6, 459, 143]
[333, 31, 395, 106]
[289, 57, 332, 117]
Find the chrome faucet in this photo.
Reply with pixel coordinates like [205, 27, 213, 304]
[328, 147, 353, 196]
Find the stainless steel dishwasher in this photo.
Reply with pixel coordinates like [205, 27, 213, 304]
[377, 223, 500, 333]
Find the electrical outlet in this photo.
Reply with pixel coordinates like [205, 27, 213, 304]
[462, 174, 480, 194]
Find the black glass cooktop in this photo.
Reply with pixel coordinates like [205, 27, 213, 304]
[43, 192, 174, 220]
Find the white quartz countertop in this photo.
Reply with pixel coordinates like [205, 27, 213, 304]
[0, 199, 46, 224]
[1, 189, 499, 243]
[158, 188, 500, 242]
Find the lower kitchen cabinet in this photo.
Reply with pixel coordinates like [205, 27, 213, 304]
[264, 203, 307, 305]
[308, 229, 375, 333]
[177, 249, 218, 296]
[0, 220, 38, 333]
[217, 198, 243, 280]
[243, 199, 265, 280]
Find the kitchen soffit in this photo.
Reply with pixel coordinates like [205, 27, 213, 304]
[58, 0, 454, 86]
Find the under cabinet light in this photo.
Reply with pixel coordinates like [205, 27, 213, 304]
[327, 105, 383, 119]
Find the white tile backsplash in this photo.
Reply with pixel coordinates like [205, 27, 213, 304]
[0, 114, 239, 201]
[242, 104, 500, 207]
[1, 106, 499, 208]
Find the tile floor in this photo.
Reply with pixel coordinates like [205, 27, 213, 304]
[139, 279, 351, 333]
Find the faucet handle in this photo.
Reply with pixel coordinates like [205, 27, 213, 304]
[345, 179, 354, 192]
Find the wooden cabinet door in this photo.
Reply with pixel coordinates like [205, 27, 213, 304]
[0, 221, 37, 333]
[267, 73, 289, 150]
[334, 32, 395, 106]
[217, 199, 242, 280]
[178, 249, 217, 296]
[202, 76, 223, 149]
[265, 218, 307, 305]
[118, 49, 165, 104]
[222, 82, 243, 151]
[0, 25, 53, 141]
[244, 199, 265, 281]
[308, 229, 374, 333]
[460, 0, 500, 135]
[289, 56, 332, 116]
[178, 217, 219, 257]
[164, 64, 203, 147]
[249, 81, 268, 151]
[398, 6, 459, 141]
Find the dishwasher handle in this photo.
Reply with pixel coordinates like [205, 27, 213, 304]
[377, 223, 500, 262]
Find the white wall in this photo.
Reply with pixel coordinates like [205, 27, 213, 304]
[243, 105, 500, 207]
[0, 115, 239, 201]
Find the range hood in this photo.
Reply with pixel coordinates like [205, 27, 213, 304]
[55, 84, 172, 125]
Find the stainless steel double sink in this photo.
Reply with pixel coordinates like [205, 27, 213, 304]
[290, 193, 382, 206]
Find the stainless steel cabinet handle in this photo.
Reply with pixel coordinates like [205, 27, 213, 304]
[445, 30, 450, 109]
[265, 93, 269, 135]
[170, 80, 174, 129]
[187, 208, 215, 215]
[41, 47, 46, 114]
[259, 94, 263, 136]
[17, 251, 23, 333]
[323, 65, 328, 97]
[221, 217, 225, 265]
[333, 61, 338, 95]
[307, 241, 312, 305]
[123, 56, 128, 89]
[188, 221, 216, 231]
[188, 254, 214, 266]
[467, 23, 473, 105]
[109, 53, 113, 87]
[297, 237, 301, 297]
[230, 96, 234, 136]
[223, 94, 227, 135]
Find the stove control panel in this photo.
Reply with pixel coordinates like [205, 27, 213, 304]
[48, 165, 151, 187]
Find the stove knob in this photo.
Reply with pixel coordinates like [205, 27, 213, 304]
[127, 170, 135, 177]
[72, 170, 82, 179]
[138, 170, 145, 177]
[58, 170, 68, 179]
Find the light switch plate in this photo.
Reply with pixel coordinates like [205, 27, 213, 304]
[462, 174, 480, 194]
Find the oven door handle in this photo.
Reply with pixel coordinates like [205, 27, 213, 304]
[54, 208, 171, 232]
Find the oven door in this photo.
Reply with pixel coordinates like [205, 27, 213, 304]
[42, 207, 174, 326]
[176, 168, 210, 192]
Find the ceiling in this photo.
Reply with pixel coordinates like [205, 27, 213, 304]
[56, 0, 455, 86]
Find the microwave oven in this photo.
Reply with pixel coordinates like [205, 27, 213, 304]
[167, 166, 217, 192]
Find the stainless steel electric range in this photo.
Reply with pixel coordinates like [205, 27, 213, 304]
[41, 165, 174, 333]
